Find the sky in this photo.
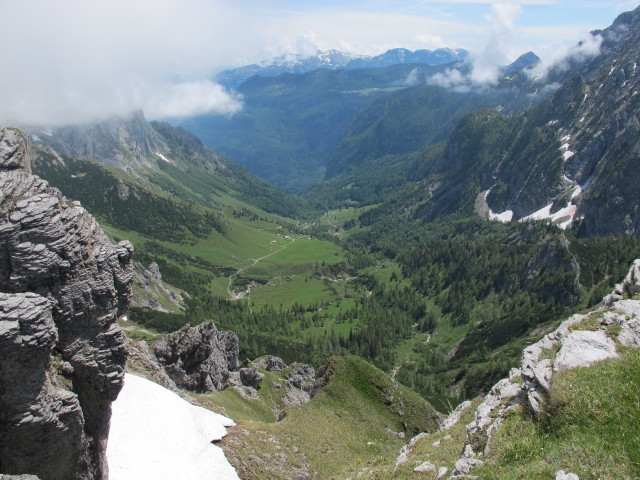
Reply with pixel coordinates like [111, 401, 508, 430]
[0, 0, 637, 126]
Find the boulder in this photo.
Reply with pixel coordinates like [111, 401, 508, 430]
[152, 322, 239, 393]
[554, 330, 618, 372]
[239, 367, 265, 389]
[413, 461, 436, 473]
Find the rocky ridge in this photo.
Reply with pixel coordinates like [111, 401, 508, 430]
[444, 259, 640, 478]
[27, 110, 163, 171]
[0, 127, 133, 480]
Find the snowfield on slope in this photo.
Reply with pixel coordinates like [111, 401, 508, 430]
[107, 373, 240, 480]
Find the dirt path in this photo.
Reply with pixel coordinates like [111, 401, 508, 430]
[227, 238, 295, 300]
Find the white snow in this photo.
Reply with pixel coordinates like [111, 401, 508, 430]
[571, 185, 582, 199]
[41, 128, 54, 136]
[560, 141, 575, 161]
[484, 191, 513, 223]
[107, 374, 240, 480]
[520, 202, 578, 230]
[156, 152, 174, 164]
[560, 135, 571, 142]
[489, 209, 514, 222]
[31, 134, 41, 142]
[609, 67, 615, 76]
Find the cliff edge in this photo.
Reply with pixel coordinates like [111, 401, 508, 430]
[0, 127, 133, 480]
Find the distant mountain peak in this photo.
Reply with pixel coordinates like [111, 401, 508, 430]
[215, 47, 470, 89]
[504, 51, 541, 73]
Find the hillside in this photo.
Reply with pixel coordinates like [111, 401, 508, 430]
[175, 63, 459, 191]
[362, 261, 640, 479]
[403, 5, 640, 235]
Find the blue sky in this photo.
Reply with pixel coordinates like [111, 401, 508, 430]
[0, 0, 638, 126]
[270, 0, 640, 60]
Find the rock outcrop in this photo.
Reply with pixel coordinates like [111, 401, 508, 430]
[0, 128, 133, 480]
[131, 261, 184, 312]
[151, 321, 239, 393]
[446, 259, 640, 477]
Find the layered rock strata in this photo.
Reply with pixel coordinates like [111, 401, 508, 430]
[0, 128, 133, 480]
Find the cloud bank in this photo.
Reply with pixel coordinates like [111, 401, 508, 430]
[0, 0, 281, 126]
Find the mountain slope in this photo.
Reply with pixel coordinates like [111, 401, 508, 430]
[406, 5, 640, 236]
[176, 63, 458, 191]
[304, 58, 548, 209]
[29, 113, 307, 219]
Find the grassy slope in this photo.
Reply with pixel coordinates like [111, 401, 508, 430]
[358, 320, 640, 479]
[198, 356, 441, 480]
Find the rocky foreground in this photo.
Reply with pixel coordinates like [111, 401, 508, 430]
[0, 127, 134, 480]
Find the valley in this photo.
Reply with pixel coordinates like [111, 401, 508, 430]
[3, 3, 640, 480]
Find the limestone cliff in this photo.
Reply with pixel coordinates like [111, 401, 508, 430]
[0, 128, 133, 480]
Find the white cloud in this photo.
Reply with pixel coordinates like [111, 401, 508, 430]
[470, 3, 522, 85]
[427, 68, 469, 88]
[0, 0, 278, 126]
[414, 33, 447, 49]
[527, 33, 603, 80]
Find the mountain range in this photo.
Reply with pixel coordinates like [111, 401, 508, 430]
[215, 47, 470, 89]
[3, 4, 640, 480]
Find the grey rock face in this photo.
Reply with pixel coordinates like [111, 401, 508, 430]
[239, 367, 265, 389]
[152, 321, 239, 393]
[27, 110, 161, 171]
[0, 128, 133, 479]
[262, 355, 287, 372]
[553, 330, 618, 371]
[0, 129, 30, 170]
[1, 475, 42, 480]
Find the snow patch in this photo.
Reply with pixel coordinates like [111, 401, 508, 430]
[31, 134, 41, 142]
[560, 141, 575, 161]
[40, 128, 54, 136]
[489, 209, 514, 222]
[571, 186, 582, 199]
[107, 374, 240, 480]
[483, 191, 513, 223]
[520, 202, 578, 230]
[156, 152, 174, 164]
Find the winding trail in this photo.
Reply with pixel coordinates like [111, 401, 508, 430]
[226, 238, 296, 300]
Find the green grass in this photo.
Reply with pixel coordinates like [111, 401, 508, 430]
[474, 347, 640, 480]
[203, 356, 441, 480]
